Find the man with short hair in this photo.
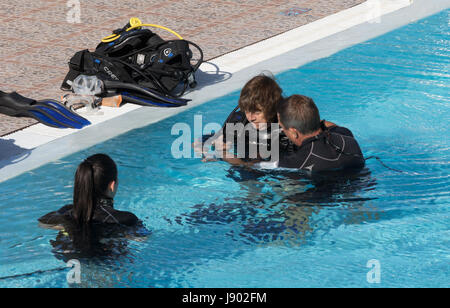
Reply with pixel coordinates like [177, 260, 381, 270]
[275, 95, 365, 172]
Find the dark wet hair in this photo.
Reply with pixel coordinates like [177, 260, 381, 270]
[238, 74, 283, 122]
[277, 95, 321, 134]
[73, 154, 117, 225]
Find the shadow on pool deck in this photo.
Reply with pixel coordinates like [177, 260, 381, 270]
[0, 138, 31, 170]
[188, 62, 233, 92]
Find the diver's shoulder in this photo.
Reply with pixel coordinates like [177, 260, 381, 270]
[116, 210, 139, 226]
[38, 204, 73, 227]
[227, 110, 246, 124]
[95, 205, 139, 226]
[329, 125, 355, 137]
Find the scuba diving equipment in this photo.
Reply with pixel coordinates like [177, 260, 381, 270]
[0, 91, 91, 129]
[67, 74, 189, 107]
[61, 94, 103, 116]
[70, 74, 103, 96]
[62, 75, 103, 115]
[100, 95, 123, 108]
[61, 18, 203, 107]
[102, 79, 189, 107]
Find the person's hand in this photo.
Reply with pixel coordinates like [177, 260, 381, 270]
[221, 154, 259, 168]
[193, 134, 232, 163]
[211, 136, 231, 152]
[204, 138, 233, 162]
[323, 120, 337, 128]
[193, 139, 207, 157]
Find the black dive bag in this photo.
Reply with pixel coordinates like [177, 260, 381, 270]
[61, 24, 203, 98]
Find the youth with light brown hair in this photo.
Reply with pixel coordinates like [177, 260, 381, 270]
[196, 73, 287, 165]
[237, 74, 283, 129]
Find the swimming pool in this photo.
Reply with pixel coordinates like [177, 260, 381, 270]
[0, 9, 449, 288]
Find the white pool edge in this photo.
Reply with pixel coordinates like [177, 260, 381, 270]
[1, 0, 448, 183]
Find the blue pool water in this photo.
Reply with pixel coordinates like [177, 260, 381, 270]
[0, 10, 449, 288]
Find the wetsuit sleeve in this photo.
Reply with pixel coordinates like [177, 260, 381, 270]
[38, 204, 73, 225]
[329, 126, 354, 137]
[202, 109, 246, 144]
[222, 110, 247, 141]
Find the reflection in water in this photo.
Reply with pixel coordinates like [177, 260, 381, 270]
[42, 221, 150, 287]
[176, 167, 378, 247]
[46, 222, 150, 262]
[36, 168, 378, 287]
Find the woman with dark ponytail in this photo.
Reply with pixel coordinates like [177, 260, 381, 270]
[39, 154, 138, 228]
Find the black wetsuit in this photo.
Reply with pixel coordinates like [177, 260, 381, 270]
[278, 125, 365, 172]
[38, 198, 139, 227]
[209, 108, 291, 161]
[38, 199, 147, 261]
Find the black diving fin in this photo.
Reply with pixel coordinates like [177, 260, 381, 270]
[102, 80, 190, 107]
[0, 91, 91, 129]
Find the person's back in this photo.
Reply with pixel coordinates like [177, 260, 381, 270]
[38, 200, 138, 227]
[38, 154, 144, 259]
[276, 95, 365, 172]
[278, 123, 365, 172]
[38, 154, 139, 229]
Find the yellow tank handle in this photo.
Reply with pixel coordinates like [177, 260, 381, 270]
[129, 17, 142, 28]
[101, 17, 183, 43]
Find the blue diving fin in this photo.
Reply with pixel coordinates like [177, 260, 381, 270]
[120, 93, 185, 108]
[102, 80, 190, 107]
[0, 91, 91, 129]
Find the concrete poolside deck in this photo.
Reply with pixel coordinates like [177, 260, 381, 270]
[0, 0, 366, 136]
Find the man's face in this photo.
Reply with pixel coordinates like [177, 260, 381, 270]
[245, 109, 267, 130]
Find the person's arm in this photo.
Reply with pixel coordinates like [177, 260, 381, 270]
[193, 130, 232, 162]
[324, 120, 337, 128]
[323, 120, 354, 137]
[222, 156, 257, 167]
[221, 150, 260, 167]
[197, 107, 246, 162]
[38, 204, 73, 230]
[38, 204, 72, 224]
